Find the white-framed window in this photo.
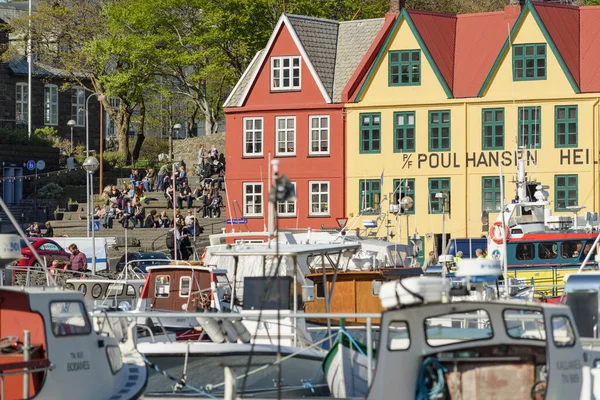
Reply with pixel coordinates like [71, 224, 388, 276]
[309, 181, 330, 216]
[277, 182, 296, 217]
[276, 116, 296, 156]
[271, 56, 301, 91]
[71, 86, 85, 127]
[243, 117, 263, 156]
[309, 115, 330, 155]
[44, 84, 59, 126]
[179, 276, 191, 297]
[243, 182, 263, 217]
[15, 83, 28, 124]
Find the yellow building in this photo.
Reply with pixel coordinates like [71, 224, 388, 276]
[345, 2, 600, 255]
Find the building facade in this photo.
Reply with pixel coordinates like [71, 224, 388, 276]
[346, 2, 600, 253]
[224, 14, 392, 232]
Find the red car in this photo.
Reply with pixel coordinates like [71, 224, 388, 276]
[15, 238, 71, 269]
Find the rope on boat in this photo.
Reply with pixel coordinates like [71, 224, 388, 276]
[140, 353, 218, 399]
[416, 356, 447, 400]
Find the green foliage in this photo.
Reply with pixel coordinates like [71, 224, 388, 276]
[68, 198, 78, 204]
[102, 151, 126, 169]
[33, 126, 58, 140]
[0, 128, 53, 147]
[40, 168, 86, 187]
[136, 136, 169, 167]
[37, 183, 64, 199]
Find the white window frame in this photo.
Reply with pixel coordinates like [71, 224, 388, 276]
[277, 182, 296, 217]
[179, 276, 191, 297]
[44, 84, 59, 126]
[271, 56, 301, 91]
[243, 182, 263, 217]
[309, 115, 330, 155]
[243, 117, 263, 156]
[309, 181, 330, 216]
[276, 116, 296, 156]
[16, 83, 28, 124]
[71, 86, 85, 127]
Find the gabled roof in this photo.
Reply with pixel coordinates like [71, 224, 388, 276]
[453, 11, 519, 98]
[408, 10, 456, 93]
[224, 13, 386, 108]
[8, 57, 70, 78]
[580, 7, 600, 92]
[478, 1, 581, 96]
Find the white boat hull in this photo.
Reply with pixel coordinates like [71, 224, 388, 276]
[325, 339, 370, 398]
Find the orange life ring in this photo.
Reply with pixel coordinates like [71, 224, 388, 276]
[489, 221, 509, 245]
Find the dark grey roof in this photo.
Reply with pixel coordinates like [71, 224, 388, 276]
[223, 49, 264, 108]
[286, 14, 339, 100]
[224, 13, 385, 107]
[9, 57, 69, 78]
[333, 18, 385, 102]
[0, 1, 36, 22]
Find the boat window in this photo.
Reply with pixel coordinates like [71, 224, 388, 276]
[516, 243, 535, 261]
[155, 275, 170, 298]
[539, 243, 558, 260]
[372, 280, 383, 296]
[107, 283, 124, 296]
[315, 281, 325, 299]
[180, 277, 191, 297]
[91, 283, 103, 299]
[561, 241, 583, 259]
[552, 316, 576, 347]
[389, 249, 408, 267]
[215, 274, 232, 299]
[583, 242, 593, 258]
[126, 285, 136, 296]
[424, 310, 492, 347]
[388, 321, 410, 350]
[106, 346, 123, 374]
[50, 301, 91, 337]
[503, 309, 545, 341]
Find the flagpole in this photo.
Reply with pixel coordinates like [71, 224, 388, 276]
[27, 0, 32, 138]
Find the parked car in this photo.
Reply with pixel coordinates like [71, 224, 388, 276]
[15, 238, 71, 269]
[115, 251, 171, 273]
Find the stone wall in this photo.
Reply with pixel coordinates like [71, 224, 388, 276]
[172, 132, 226, 169]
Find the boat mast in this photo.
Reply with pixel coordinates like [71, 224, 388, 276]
[27, 0, 32, 138]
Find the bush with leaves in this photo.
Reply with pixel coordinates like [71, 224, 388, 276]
[102, 151, 126, 169]
[37, 182, 64, 199]
[0, 128, 53, 147]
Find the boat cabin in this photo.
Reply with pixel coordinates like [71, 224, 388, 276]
[0, 286, 147, 399]
[65, 278, 146, 310]
[304, 268, 421, 324]
[139, 262, 231, 312]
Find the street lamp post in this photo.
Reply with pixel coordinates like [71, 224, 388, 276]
[84, 92, 104, 238]
[435, 192, 449, 277]
[83, 156, 100, 274]
[400, 195, 414, 244]
[67, 119, 76, 154]
[171, 123, 182, 161]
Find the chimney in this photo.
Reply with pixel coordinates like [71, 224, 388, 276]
[389, 0, 404, 14]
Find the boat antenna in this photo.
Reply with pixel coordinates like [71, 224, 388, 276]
[0, 196, 56, 286]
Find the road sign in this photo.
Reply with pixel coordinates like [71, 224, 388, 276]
[226, 218, 248, 225]
[336, 218, 348, 228]
[128, 130, 136, 136]
[36, 160, 46, 171]
[26, 160, 35, 171]
[88, 221, 100, 232]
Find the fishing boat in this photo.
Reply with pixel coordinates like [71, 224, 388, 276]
[324, 259, 600, 399]
[487, 156, 600, 295]
[0, 234, 148, 400]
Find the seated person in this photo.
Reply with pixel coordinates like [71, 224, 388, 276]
[177, 181, 194, 209]
[144, 209, 159, 228]
[121, 200, 135, 228]
[165, 184, 175, 209]
[208, 192, 222, 218]
[102, 203, 116, 229]
[133, 201, 145, 228]
[159, 211, 171, 228]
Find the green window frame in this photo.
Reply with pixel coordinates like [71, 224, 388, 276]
[359, 179, 381, 215]
[482, 176, 503, 212]
[393, 178, 415, 215]
[482, 108, 504, 150]
[389, 50, 421, 86]
[513, 43, 546, 81]
[518, 106, 541, 149]
[428, 178, 450, 214]
[555, 175, 578, 212]
[555, 106, 578, 148]
[360, 113, 381, 154]
[394, 112, 415, 153]
[428, 110, 451, 152]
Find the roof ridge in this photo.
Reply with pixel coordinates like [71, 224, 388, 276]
[407, 9, 457, 19]
[339, 17, 384, 24]
[531, 1, 580, 10]
[284, 13, 339, 25]
[456, 10, 504, 19]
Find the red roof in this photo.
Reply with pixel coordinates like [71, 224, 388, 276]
[534, 2, 580, 89]
[408, 10, 457, 92]
[454, 10, 519, 98]
[580, 7, 600, 92]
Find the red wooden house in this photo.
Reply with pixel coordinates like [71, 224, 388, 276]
[224, 13, 395, 232]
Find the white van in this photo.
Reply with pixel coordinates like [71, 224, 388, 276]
[52, 237, 110, 272]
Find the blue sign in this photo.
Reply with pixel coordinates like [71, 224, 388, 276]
[26, 160, 35, 171]
[226, 218, 248, 225]
[88, 221, 101, 232]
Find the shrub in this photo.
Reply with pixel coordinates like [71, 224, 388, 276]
[34, 126, 58, 140]
[102, 151, 126, 169]
[37, 183, 64, 199]
[0, 128, 53, 147]
[137, 136, 169, 167]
